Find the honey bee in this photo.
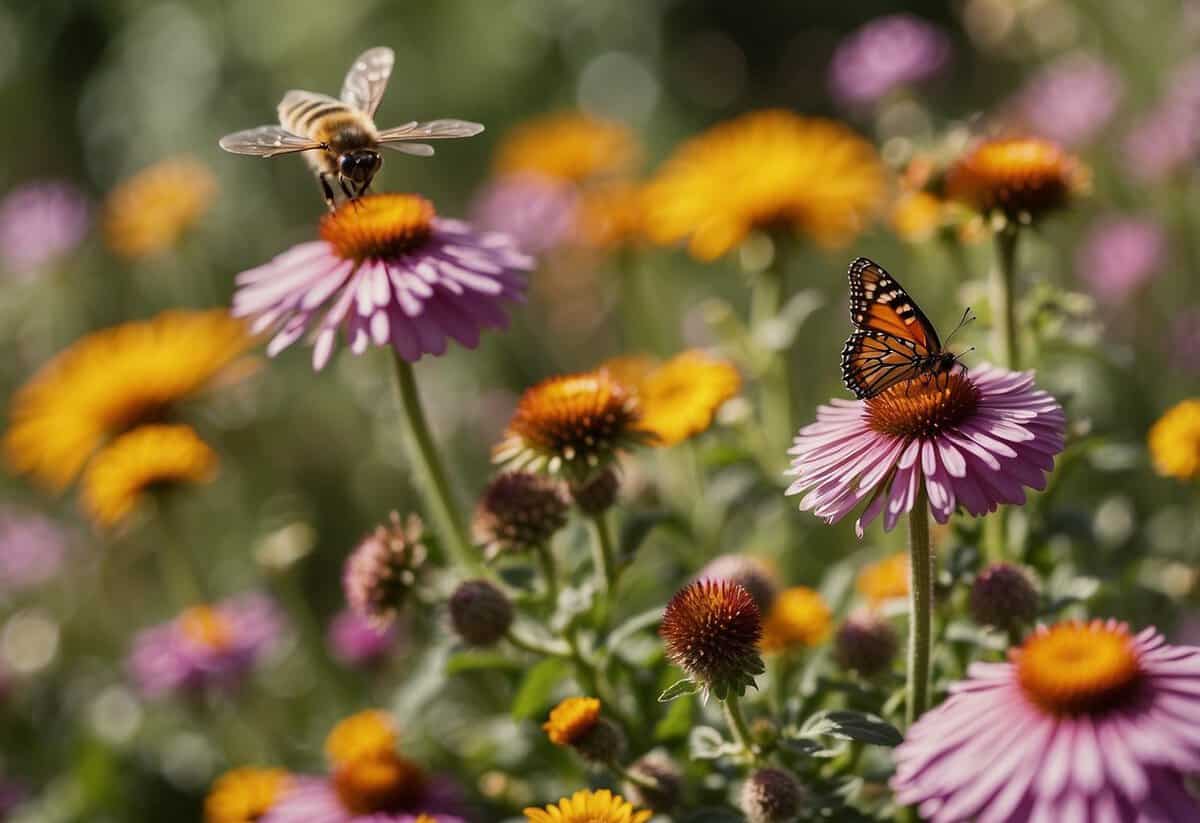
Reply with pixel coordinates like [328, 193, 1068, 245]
[219, 47, 484, 210]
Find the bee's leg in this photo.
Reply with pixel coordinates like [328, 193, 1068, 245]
[318, 173, 337, 212]
[339, 178, 356, 202]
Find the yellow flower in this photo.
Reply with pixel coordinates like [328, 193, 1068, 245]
[945, 137, 1089, 222]
[325, 709, 399, 767]
[760, 586, 832, 653]
[205, 767, 290, 823]
[577, 181, 646, 250]
[856, 552, 910, 607]
[4, 309, 253, 491]
[104, 157, 217, 259]
[642, 110, 885, 260]
[495, 112, 638, 184]
[603, 350, 741, 446]
[524, 789, 652, 823]
[543, 696, 601, 746]
[1149, 399, 1200, 481]
[80, 424, 218, 527]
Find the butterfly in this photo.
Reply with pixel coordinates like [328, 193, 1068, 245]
[840, 257, 969, 399]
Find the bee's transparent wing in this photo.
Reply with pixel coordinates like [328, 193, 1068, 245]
[341, 47, 395, 117]
[218, 125, 322, 157]
[376, 119, 485, 156]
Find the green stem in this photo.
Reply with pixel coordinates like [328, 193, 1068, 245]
[589, 513, 618, 597]
[620, 249, 670, 354]
[751, 257, 794, 469]
[906, 483, 933, 727]
[609, 760, 662, 793]
[990, 225, 1021, 370]
[722, 694, 760, 763]
[564, 625, 600, 695]
[983, 511, 1009, 563]
[505, 627, 570, 658]
[535, 542, 559, 607]
[390, 355, 480, 573]
[154, 495, 207, 609]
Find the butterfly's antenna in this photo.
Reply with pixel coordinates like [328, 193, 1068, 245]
[944, 307, 976, 345]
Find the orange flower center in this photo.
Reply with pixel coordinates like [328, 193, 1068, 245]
[1015, 622, 1142, 715]
[325, 710, 399, 767]
[543, 696, 601, 745]
[332, 753, 426, 814]
[866, 373, 979, 439]
[319, 194, 434, 262]
[178, 606, 233, 651]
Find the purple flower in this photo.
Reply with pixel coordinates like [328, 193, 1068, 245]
[232, 193, 531, 370]
[1009, 54, 1123, 148]
[128, 593, 283, 697]
[828, 14, 952, 107]
[786, 365, 1065, 537]
[0, 506, 68, 594]
[1122, 56, 1200, 182]
[1074, 216, 1168, 304]
[892, 620, 1200, 822]
[328, 609, 398, 669]
[0, 181, 89, 278]
[468, 173, 579, 256]
[263, 774, 466, 823]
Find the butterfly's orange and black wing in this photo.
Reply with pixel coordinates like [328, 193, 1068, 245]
[841, 257, 943, 399]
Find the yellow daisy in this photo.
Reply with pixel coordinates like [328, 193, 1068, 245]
[1148, 399, 1200, 481]
[4, 309, 253, 491]
[603, 350, 741, 446]
[495, 112, 638, 184]
[856, 552, 910, 608]
[205, 767, 290, 823]
[80, 424, 218, 527]
[104, 157, 217, 259]
[542, 696, 601, 746]
[760, 585, 832, 654]
[642, 109, 885, 260]
[524, 789, 652, 823]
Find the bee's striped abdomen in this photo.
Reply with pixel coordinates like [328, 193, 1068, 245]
[278, 91, 352, 141]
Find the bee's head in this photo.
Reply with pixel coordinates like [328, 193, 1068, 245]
[338, 150, 382, 188]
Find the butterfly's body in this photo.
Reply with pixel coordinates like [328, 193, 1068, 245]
[220, 47, 484, 211]
[841, 257, 968, 399]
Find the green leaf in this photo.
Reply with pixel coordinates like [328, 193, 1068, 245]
[688, 726, 739, 761]
[445, 649, 521, 675]
[658, 677, 701, 702]
[618, 510, 687, 562]
[815, 710, 904, 747]
[653, 691, 694, 741]
[605, 606, 663, 653]
[511, 657, 568, 720]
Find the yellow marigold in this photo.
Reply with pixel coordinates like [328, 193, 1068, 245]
[4, 309, 253, 491]
[857, 552, 910, 607]
[945, 137, 1089, 222]
[524, 789, 652, 823]
[104, 157, 217, 259]
[205, 767, 290, 823]
[760, 585, 832, 653]
[80, 424, 218, 527]
[603, 350, 741, 446]
[495, 112, 638, 184]
[577, 181, 646, 249]
[641, 110, 885, 260]
[325, 709, 399, 767]
[1148, 399, 1200, 481]
[543, 696, 601, 746]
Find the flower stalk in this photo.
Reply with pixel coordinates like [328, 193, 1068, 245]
[390, 354, 481, 574]
[589, 512, 618, 598]
[906, 481, 933, 726]
[751, 248, 795, 468]
[990, 223, 1021, 370]
[722, 694, 760, 764]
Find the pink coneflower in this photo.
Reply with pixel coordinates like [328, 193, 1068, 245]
[1074, 216, 1168, 305]
[0, 506, 68, 594]
[264, 778, 466, 823]
[892, 620, 1200, 822]
[786, 366, 1065, 537]
[828, 14, 952, 107]
[0, 181, 89, 278]
[1008, 54, 1123, 149]
[468, 173, 579, 256]
[233, 193, 531, 370]
[328, 609, 399, 669]
[128, 593, 283, 697]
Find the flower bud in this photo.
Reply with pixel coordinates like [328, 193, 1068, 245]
[342, 513, 427, 625]
[448, 580, 513, 647]
[542, 696, 626, 763]
[568, 467, 620, 515]
[970, 563, 1039, 630]
[696, 553, 779, 613]
[834, 611, 899, 677]
[622, 751, 683, 814]
[660, 579, 764, 700]
[740, 767, 804, 823]
[473, 471, 568, 559]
